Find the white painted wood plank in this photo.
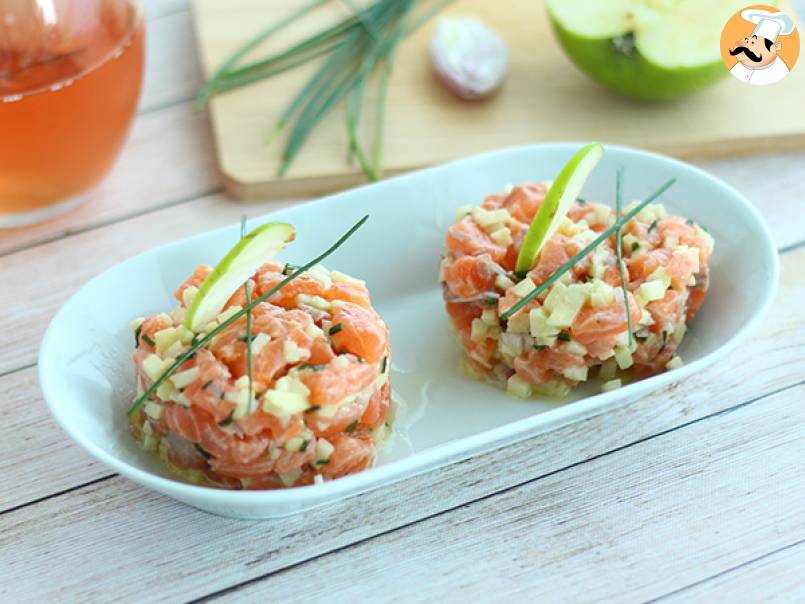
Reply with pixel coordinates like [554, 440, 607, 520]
[216, 385, 805, 604]
[1, 316, 803, 601]
[695, 150, 805, 253]
[142, 0, 191, 20]
[660, 541, 805, 603]
[139, 10, 204, 113]
[0, 367, 108, 511]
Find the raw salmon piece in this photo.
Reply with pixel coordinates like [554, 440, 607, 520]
[308, 336, 336, 365]
[237, 411, 307, 441]
[298, 356, 379, 405]
[320, 434, 374, 479]
[445, 216, 507, 263]
[223, 278, 256, 310]
[442, 254, 498, 299]
[626, 248, 672, 285]
[571, 293, 641, 358]
[274, 446, 317, 475]
[200, 422, 268, 464]
[498, 284, 542, 320]
[326, 281, 372, 308]
[481, 192, 506, 210]
[255, 270, 327, 308]
[137, 314, 173, 348]
[668, 249, 696, 290]
[306, 393, 370, 438]
[567, 200, 598, 223]
[623, 218, 661, 249]
[528, 235, 572, 285]
[500, 220, 528, 271]
[458, 330, 496, 369]
[163, 403, 207, 444]
[210, 458, 276, 480]
[499, 184, 547, 224]
[646, 289, 683, 334]
[687, 283, 708, 321]
[329, 301, 388, 363]
[183, 349, 236, 422]
[658, 217, 713, 265]
[445, 301, 482, 331]
[174, 264, 211, 305]
[360, 382, 391, 429]
[513, 351, 553, 385]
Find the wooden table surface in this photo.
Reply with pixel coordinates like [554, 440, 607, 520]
[2, 2, 804, 601]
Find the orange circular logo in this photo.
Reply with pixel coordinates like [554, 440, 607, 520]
[720, 4, 800, 85]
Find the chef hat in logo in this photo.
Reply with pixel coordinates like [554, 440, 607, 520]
[741, 8, 796, 42]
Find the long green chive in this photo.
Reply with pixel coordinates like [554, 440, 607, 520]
[127, 215, 370, 417]
[280, 3, 409, 176]
[614, 168, 633, 347]
[329, 322, 344, 335]
[241, 216, 255, 413]
[345, 76, 374, 176]
[195, 0, 328, 109]
[218, 410, 235, 427]
[500, 178, 676, 321]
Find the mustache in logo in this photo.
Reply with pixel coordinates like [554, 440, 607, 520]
[730, 46, 763, 62]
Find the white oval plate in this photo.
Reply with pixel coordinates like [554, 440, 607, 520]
[40, 144, 779, 519]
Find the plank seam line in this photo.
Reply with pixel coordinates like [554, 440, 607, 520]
[647, 537, 805, 603]
[190, 378, 805, 602]
[0, 185, 223, 259]
[0, 474, 116, 516]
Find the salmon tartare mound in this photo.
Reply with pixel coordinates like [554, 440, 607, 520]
[441, 183, 714, 398]
[130, 261, 391, 489]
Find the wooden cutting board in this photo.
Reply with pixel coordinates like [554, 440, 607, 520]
[192, 0, 805, 200]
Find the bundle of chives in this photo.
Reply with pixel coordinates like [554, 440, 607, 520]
[197, 0, 455, 180]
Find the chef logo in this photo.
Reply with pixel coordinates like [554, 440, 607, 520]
[720, 5, 800, 85]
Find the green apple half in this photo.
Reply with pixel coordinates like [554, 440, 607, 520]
[515, 142, 603, 274]
[546, 0, 763, 101]
[185, 222, 295, 331]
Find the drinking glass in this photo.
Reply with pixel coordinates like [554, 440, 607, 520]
[0, 0, 144, 227]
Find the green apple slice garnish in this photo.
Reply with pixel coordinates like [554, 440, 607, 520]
[515, 142, 603, 274]
[546, 0, 752, 100]
[185, 222, 295, 331]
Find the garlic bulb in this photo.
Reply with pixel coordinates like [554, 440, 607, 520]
[430, 17, 509, 100]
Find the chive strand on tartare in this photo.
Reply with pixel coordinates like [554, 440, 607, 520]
[499, 177, 677, 321]
[127, 214, 370, 417]
[614, 167, 634, 347]
[240, 216, 256, 413]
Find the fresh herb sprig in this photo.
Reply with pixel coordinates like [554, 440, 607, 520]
[614, 167, 633, 347]
[128, 215, 369, 417]
[196, 0, 453, 181]
[500, 178, 676, 321]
